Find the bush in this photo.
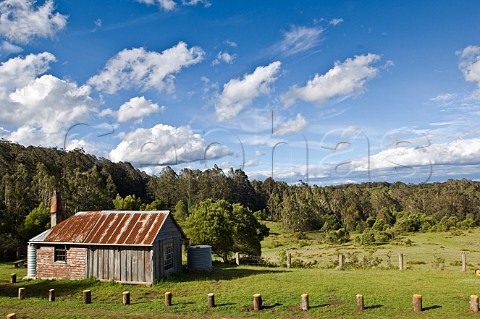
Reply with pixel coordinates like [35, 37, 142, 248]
[393, 211, 432, 233]
[324, 228, 350, 244]
[432, 255, 446, 270]
[294, 231, 308, 240]
[374, 230, 391, 243]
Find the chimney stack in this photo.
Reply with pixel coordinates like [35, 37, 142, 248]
[50, 191, 63, 227]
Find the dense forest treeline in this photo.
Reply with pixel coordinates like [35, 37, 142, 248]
[2, 141, 480, 258]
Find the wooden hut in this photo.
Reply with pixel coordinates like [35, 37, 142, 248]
[28, 198, 187, 284]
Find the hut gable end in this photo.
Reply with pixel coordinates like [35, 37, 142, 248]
[156, 216, 183, 242]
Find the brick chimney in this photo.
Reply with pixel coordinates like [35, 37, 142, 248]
[50, 191, 63, 227]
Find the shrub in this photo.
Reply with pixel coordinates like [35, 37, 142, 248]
[324, 228, 350, 244]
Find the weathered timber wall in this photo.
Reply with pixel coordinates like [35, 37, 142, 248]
[153, 216, 184, 280]
[86, 246, 153, 284]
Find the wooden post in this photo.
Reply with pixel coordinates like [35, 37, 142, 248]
[49, 289, 55, 302]
[470, 295, 479, 312]
[399, 253, 404, 270]
[164, 292, 172, 306]
[18, 287, 25, 300]
[6, 314, 16, 319]
[301, 294, 309, 310]
[287, 252, 292, 268]
[253, 294, 262, 311]
[356, 294, 364, 311]
[235, 252, 240, 265]
[338, 254, 344, 270]
[83, 290, 92, 304]
[10, 273, 16, 284]
[207, 293, 215, 308]
[122, 291, 130, 305]
[413, 294, 422, 312]
[462, 253, 467, 272]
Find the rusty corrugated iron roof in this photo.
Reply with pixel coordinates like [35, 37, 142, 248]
[42, 211, 170, 246]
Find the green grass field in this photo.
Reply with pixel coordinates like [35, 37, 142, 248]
[3, 225, 480, 318]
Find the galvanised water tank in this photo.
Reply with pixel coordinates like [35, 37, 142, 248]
[27, 244, 36, 278]
[187, 245, 213, 272]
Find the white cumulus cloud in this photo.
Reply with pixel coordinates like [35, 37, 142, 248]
[88, 42, 204, 94]
[281, 53, 380, 107]
[7, 75, 95, 132]
[212, 51, 236, 65]
[136, 0, 176, 11]
[351, 138, 480, 172]
[101, 96, 165, 122]
[0, 52, 55, 89]
[458, 45, 480, 91]
[0, 0, 67, 44]
[274, 113, 308, 136]
[109, 124, 231, 165]
[0, 41, 23, 55]
[0, 53, 97, 147]
[215, 61, 281, 121]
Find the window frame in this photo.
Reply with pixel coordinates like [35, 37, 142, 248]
[163, 242, 174, 271]
[54, 245, 67, 263]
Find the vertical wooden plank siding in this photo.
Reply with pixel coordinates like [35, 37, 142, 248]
[158, 240, 164, 279]
[132, 248, 138, 282]
[93, 249, 99, 279]
[109, 249, 114, 280]
[98, 248, 103, 280]
[174, 236, 181, 273]
[114, 248, 121, 281]
[138, 249, 145, 283]
[85, 246, 152, 284]
[103, 248, 109, 280]
[146, 249, 153, 283]
[152, 241, 159, 282]
[126, 249, 132, 282]
[121, 248, 127, 281]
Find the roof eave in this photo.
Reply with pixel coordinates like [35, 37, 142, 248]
[28, 241, 153, 247]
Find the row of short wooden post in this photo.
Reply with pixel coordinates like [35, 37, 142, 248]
[6, 292, 480, 319]
[12, 287, 480, 313]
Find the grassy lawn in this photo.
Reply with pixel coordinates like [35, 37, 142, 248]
[3, 226, 480, 318]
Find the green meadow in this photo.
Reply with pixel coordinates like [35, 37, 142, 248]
[3, 225, 480, 319]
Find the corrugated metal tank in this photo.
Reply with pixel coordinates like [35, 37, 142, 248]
[188, 245, 213, 272]
[27, 244, 36, 278]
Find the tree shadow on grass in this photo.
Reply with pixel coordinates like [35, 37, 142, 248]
[168, 264, 288, 283]
[0, 264, 288, 299]
[0, 278, 99, 299]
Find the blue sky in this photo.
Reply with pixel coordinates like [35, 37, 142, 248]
[1, 0, 480, 185]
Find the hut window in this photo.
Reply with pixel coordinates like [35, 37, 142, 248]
[54, 245, 66, 262]
[164, 242, 174, 271]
